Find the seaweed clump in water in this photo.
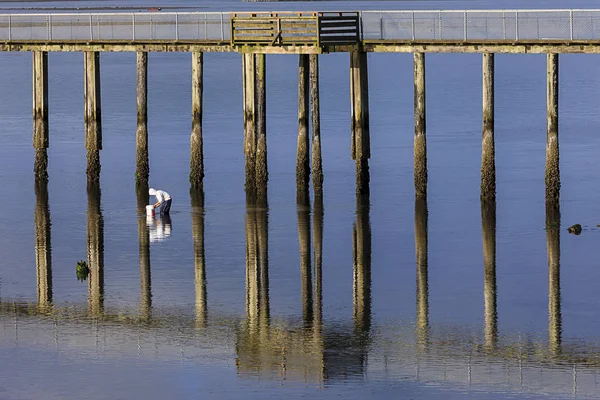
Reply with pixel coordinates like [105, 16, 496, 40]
[76, 260, 89, 282]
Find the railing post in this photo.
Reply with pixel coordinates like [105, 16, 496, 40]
[439, 11, 442, 39]
[463, 10, 467, 40]
[8, 15, 11, 41]
[316, 15, 321, 47]
[411, 11, 415, 40]
[502, 11, 506, 40]
[221, 13, 224, 41]
[515, 10, 519, 40]
[379, 12, 383, 40]
[176, 13, 179, 41]
[48, 15, 51, 41]
[205, 14, 208, 40]
[360, 11, 364, 41]
[89, 15, 93, 40]
[132, 13, 136, 41]
[569, 10, 573, 40]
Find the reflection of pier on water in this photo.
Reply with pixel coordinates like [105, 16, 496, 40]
[15, 188, 599, 397]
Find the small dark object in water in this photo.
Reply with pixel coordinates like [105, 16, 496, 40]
[567, 224, 582, 235]
[76, 260, 89, 281]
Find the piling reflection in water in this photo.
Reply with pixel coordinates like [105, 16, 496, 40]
[415, 197, 428, 351]
[481, 200, 497, 351]
[136, 185, 151, 321]
[297, 191, 313, 326]
[546, 202, 561, 355]
[34, 181, 52, 309]
[353, 193, 371, 335]
[86, 183, 104, 316]
[191, 189, 207, 328]
[312, 194, 323, 334]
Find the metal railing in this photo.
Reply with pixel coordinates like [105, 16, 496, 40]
[360, 9, 600, 41]
[0, 12, 232, 41]
[0, 10, 600, 43]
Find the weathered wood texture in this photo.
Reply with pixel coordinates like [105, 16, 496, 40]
[310, 54, 323, 195]
[190, 51, 204, 189]
[296, 54, 310, 193]
[413, 52, 427, 198]
[242, 52, 257, 195]
[136, 51, 149, 186]
[255, 53, 268, 197]
[350, 51, 370, 195]
[545, 53, 560, 204]
[32, 51, 49, 181]
[481, 53, 496, 201]
[84, 51, 102, 183]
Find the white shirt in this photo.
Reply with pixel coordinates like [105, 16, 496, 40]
[155, 190, 171, 203]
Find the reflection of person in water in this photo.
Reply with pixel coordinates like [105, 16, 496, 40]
[146, 214, 172, 243]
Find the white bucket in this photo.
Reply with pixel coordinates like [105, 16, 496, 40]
[146, 205, 155, 217]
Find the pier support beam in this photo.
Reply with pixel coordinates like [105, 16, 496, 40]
[481, 53, 496, 201]
[351, 51, 370, 195]
[242, 53, 257, 196]
[414, 53, 427, 198]
[32, 51, 49, 182]
[190, 52, 204, 190]
[296, 55, 310, 195]
[546, 53, 560, 205]
[84, 51, 102, 184]
[136, 52, 149, 186]
[310, 54, 323, 196]
[255, 54, 268, 198]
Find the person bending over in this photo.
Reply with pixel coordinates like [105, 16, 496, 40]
[149, 188, 172, 215]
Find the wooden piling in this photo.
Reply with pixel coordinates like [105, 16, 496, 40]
[255, 54, 268, 198]
[297, 193, 313, 325]
[481, 200, 497, 351]
[87, 183, 104, 316]
[191, 189, 207, 328]
[136, 184, 151, 321]
[190, 52, 204, 189]
[296, 54, 310, 193]
[350, 51, 370, 195]
[32, 51, 49, 182]
[481, 53, 496, 201]
[353, 193, 371, 334]
[135, 52, 149, 186]
[546, 53, 560, 205]
[415, 197, 429, 351]
[310, 54, 323, 195]
[546, 202, 561, 355]
[34, 180, 52, 308]
[84, 51, 102, 184]
[414, 52, 427, 198]
[242, 53, 257, 196]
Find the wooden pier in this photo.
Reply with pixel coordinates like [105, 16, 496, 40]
[3, 9, 599, 201]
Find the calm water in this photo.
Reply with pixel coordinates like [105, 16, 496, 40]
[2, 0, 600, 399]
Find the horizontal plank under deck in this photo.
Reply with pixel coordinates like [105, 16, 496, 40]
[4, 39, 600, 53]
